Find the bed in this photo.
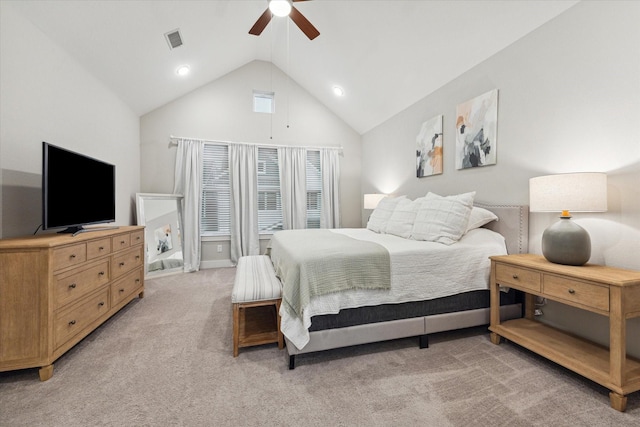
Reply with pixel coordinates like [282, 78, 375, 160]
[268, 199, 529, 369]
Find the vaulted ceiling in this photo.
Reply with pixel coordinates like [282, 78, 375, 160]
[9, 0, 579, 134]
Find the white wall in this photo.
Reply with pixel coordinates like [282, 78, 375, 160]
[362, 1, 640, 356]
[140, 59, 362, 266]
[0, 3, 140, 238]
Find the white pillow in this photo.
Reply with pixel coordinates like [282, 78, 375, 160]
[366, 196, 406, 233]
[385, 198, 422, 238]
[466, 206, 499, 232]
[411, 192, 475, 244]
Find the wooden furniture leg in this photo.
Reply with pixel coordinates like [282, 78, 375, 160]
[233, 303, 240, 357]
[609, 392, 627, 412]
[39, 364, 54, 381]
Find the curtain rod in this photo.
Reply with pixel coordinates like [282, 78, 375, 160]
[169, 135, 343, 151]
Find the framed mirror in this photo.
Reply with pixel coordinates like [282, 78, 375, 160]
[135, 193, 184, 278]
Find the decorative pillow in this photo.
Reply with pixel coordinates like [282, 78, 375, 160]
[385, 198, 422, 238]
[366, 196, 406, 233]
[466, 206, 499, 232]
[411, 192, 476, 244]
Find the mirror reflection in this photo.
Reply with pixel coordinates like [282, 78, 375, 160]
[136, 193, 184, 278]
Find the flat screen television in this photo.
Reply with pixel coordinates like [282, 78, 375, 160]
[42, 142, 116, 234]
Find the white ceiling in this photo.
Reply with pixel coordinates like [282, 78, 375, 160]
[9, 0, 579, 134]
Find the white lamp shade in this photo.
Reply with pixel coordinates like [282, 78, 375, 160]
[529, 172, 607, 213]
[364, 194, 386, 210]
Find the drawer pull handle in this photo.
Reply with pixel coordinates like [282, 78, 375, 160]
[568, 289, 576, 294]
[512, 274, 518, 279]
[99, 302, 105, 307]
[135, 279, 140, 283]
[99, 246, 105, 251]
[69, 320, 76, 326]
[119, 288, 125, 293]
[119, 262, 125, 267]
[69, 283, 77, 289]
[120, 241, 126, 245]
[99, 271, 105, 276]
[136, 255, 140, 260]
[70, 254, 76, 259]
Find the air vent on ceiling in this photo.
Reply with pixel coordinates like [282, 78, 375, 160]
[164, 29, 183, 50]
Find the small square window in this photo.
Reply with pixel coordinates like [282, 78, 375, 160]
[253, 91, 274, 114]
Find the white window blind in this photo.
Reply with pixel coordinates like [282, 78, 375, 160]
[306, 150, 321, 229]
[201, 144, 230, 236]
[257, 148, 283, 233]
[200, 144, 323, 236]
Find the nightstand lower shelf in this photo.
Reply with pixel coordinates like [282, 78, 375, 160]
[490, 318, 640, 396]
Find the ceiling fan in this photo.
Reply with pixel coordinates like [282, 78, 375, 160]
[249, 0, 320, 40]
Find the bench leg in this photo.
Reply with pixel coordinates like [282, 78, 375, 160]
[276, 299, 284, 350]
[233, 303, 240, 357]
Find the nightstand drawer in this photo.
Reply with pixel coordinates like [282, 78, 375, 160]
[495, 263, 541, 292]
[543, 274, 609, 312]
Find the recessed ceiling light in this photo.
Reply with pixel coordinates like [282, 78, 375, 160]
[332, 86, 345, 97]
[176, 65, 190, 76]
[269, 0, 292, 17]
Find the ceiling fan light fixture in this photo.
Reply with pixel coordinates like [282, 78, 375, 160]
[269, 0, 292, 17]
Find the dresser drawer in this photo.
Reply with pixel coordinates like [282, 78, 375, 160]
[130, 230, 144, 247]
[111, 246, 143, 279]
[54, 260, 110, 308]
[87, 238, 111, 260]
[111, 268, 143, 307]
[112, 234, 131, 252]
[543, 274, 610, 312]
[495, 263, 541, 293]
[54, 288, 110, 349]
[53, 243, 87, 271]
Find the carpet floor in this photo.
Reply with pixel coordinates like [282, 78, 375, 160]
[1, 267, 638, 426]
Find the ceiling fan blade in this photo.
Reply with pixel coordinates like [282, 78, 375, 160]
[249, 8, 272, 36]
[289, 6, 320, 40]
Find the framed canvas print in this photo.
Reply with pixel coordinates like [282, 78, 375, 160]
[416, 114, 443, 177]
[455, 89, 498, 169]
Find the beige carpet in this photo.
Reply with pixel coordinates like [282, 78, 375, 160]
[1, 267, 638, 426]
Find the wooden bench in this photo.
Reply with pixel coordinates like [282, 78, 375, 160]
[232, 255, 284, 357]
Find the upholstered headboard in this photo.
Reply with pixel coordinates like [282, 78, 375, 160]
[475, 203, 529, 255]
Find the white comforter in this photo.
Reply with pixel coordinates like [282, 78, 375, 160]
[279, 227, 508, 350]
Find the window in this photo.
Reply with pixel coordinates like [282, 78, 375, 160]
[201, 144, 230, 236]
[253, 91, 274, 114]
[257, 148, 283, 233]
[200, 145, 322, 236]
[306, 150, 321, 229]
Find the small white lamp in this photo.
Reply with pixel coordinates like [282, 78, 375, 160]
[364, 194, 386, 210]
[529, 172, 607, 266]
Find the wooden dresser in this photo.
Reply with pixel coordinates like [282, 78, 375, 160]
[489, 254, 640, 412]
[0, 226, 144, 381]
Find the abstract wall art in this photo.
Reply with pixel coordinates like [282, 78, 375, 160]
[416, 114, 443, 178]
[455, 89, 498, 169]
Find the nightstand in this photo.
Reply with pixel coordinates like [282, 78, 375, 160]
[488, 254, 640, 412]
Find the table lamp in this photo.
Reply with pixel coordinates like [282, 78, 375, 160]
[529, 172, 607, 266]
[364, 193, 386, 210]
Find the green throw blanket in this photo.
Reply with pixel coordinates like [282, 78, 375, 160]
[267, 229, 391, 320]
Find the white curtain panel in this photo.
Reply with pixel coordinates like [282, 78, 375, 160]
[320, 148, 341, 229]
[229, 144, 260, 263]
[173, 139, 203, 272]
[278, 147, 308, 229]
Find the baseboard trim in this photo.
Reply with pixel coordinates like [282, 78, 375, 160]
[200, 259, 234, 269]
